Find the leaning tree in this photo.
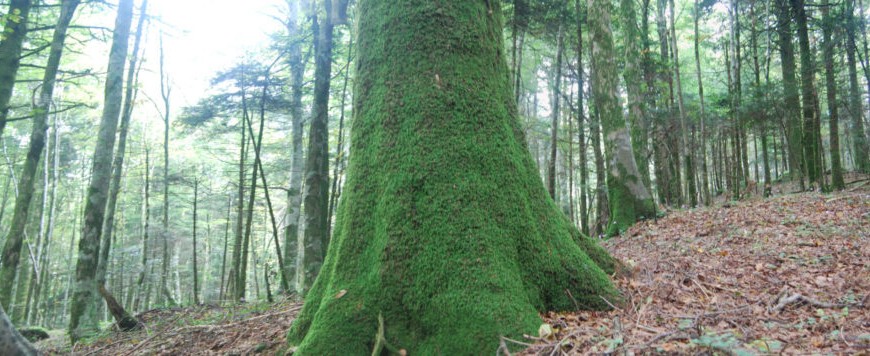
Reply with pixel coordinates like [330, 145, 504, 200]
[286, 0, 620, 354]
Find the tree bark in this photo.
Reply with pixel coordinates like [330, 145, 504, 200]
[822, 0, 844, 190]
[590, 0, 655, 235]
[0, 305, 37, 356]
[301, 0, 336, 292]
[548, 24, 564, 200]
[671, 0, 695, 207]
[775, 0, 804, 189]
[70, 0, 134, 341]
[694, 0, 711, 204]
[575, 0, 590, 236]
[287, 1, 618, 353]
[283, 0, 307, 295]
[845, 0, 869, 172]
[791, 0, 822, 188]
[620, 0, 652, 194]
[0, 0, 33, 138]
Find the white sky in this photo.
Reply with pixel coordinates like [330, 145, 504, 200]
[141, 0, 286, 110]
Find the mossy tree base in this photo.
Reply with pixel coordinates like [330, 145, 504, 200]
[287, 1, 619, 354]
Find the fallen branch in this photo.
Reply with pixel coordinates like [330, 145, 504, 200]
[770, 293, 864, 313]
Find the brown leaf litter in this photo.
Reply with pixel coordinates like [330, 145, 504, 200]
[514, 186, 869, 355]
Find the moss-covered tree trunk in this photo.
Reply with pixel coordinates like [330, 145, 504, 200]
[286, 1, 619, 353]
[0, 0, 32, 138]
[70, 0, 134, 341]
[590, 0, 655, 235]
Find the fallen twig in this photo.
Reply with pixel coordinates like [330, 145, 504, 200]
[770, 293, 863, 313]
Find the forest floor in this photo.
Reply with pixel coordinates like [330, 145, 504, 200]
[37, 177, 868, 355]
[516, 176, 869, 355]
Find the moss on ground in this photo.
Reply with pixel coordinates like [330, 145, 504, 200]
[287, 1, 619, 354]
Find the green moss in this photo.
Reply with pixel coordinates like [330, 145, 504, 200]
[18, 327, 50, 343]
[287, 1, 619, 354]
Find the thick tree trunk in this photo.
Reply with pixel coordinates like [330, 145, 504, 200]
[0, 0, 80, 312]
[69, 0, 134, 341]
[286, 1, 619, 353]
[0, 0, 33, 138]
[0, 305, 37, 356]
[590, 0, 655, 235]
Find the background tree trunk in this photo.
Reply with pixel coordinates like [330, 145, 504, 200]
[0, 0, 80, 312]
[69, 0, 134, 340]
[0, 0, 33, 138]
[301, 0, 335, 292]
[590, 0, 655, 235]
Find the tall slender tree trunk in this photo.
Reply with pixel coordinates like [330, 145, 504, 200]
[548, 24, 564, 200]
[791, 0, 822, 189]
[70, 0, 136, 340]
[514, 0, 527, 105]
[0, 0, 80, 312]
[192, 177, 200, 304]
[845, 0, 869, 172]
[671, 0, 695, 207]
[229, 108, 247, 300]
[694, 0, 711, 204]
[238, 96, 254, 301]
[620, 0, 652, 194]
[822, 0, 844, 190]
[157, 33, 176, 306]
[218, 195, 231, 302]
[0, 0, 33, 138]
[283, 0, 307, 295]
[133, 147, 151, 312]
[301, 0, 336, 292]
[97, 0, 147, 288]
[30, 112, 60, 324]
[575, 0, 590, 236]
[327, 35, 354, 238]
[775, 0, 804, 189]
